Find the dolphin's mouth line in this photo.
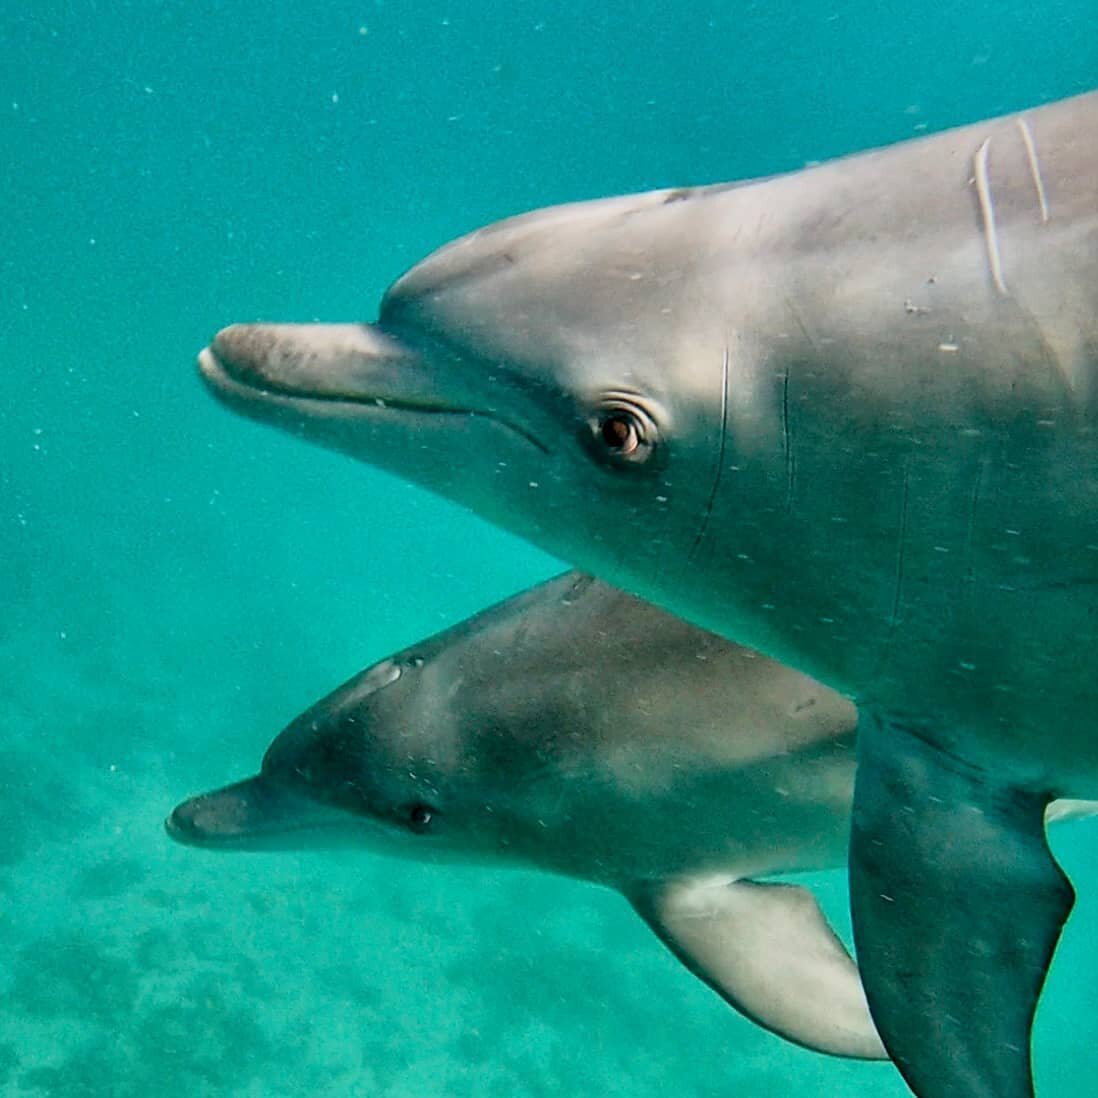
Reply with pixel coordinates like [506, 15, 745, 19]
[200, 346, 550, 454]
[165, 801, 358, 848]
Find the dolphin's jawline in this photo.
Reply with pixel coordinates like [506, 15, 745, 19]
[163, 813, 351, 849]
[197, 345, 551, 454]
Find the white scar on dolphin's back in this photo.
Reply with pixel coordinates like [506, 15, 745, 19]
[1016, 118, 1051, 224]
[974, 117, 1055, 298]
[973, 138, 1009, 295]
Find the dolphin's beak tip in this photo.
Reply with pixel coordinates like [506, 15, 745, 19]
[197, 326, 268, 390]
[164, 801, 203, 846]
[211, 322, 246, 348]
[207, 324, 238, 361]
[196, 344, 218, 378]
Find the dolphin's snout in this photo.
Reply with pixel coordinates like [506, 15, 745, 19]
[166, 775, 364, 851]
[196, 324, 280, 398]
[164, 799, 211, 845]
[165, 779, 265, 848]
[204, 324, 277, 390]
[201, 323, 315, 394]
[198, 322, 416, 401]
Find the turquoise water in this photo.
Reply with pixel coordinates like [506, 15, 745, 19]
[4, 2, 1097, 1094]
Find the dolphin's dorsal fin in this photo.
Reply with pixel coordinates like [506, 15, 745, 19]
[628, 876, 887, 1060]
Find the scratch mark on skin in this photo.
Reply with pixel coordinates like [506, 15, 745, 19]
[873, 466, 909, 685]
[973, 138, 1010, 296]
[781, 366, 797, 511]
[1016, 118, 1051, 223]
[964, 459, 985, 595]
[782, 298, 823, 513]
[786, 297, 819, 355]
[889, 468, 910, 631]
[688, 346, 730, 563]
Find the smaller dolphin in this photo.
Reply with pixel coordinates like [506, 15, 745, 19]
[169, 572, 885, 1061]
[169, 573, 1095, 1067]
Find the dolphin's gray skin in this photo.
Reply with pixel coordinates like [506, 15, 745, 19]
[169, 572, 887, 1061]
[196, 91, 1098, 1097]
[168, 573, 1096, 1075]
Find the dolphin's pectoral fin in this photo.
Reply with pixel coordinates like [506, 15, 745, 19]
[1045, 797, 1098, 824]
[849, 713, 1074, 1098]
[629, 876, 887, 1060]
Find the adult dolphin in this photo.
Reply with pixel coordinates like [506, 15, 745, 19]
[168, 572, 887, 1062]
[196, 90, 1098, 1097]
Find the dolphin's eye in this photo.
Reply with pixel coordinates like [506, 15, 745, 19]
[587, 398, 660, 468]
[600, 414, 640, 455]
[407, 803, 435, 833]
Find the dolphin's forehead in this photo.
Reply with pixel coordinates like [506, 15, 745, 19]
[379, 182, 772, 351]
[384, 187, 705, 309]
[379, 185, 763, 415]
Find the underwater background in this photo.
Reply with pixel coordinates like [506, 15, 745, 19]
[4, 2, 1098, 1094]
